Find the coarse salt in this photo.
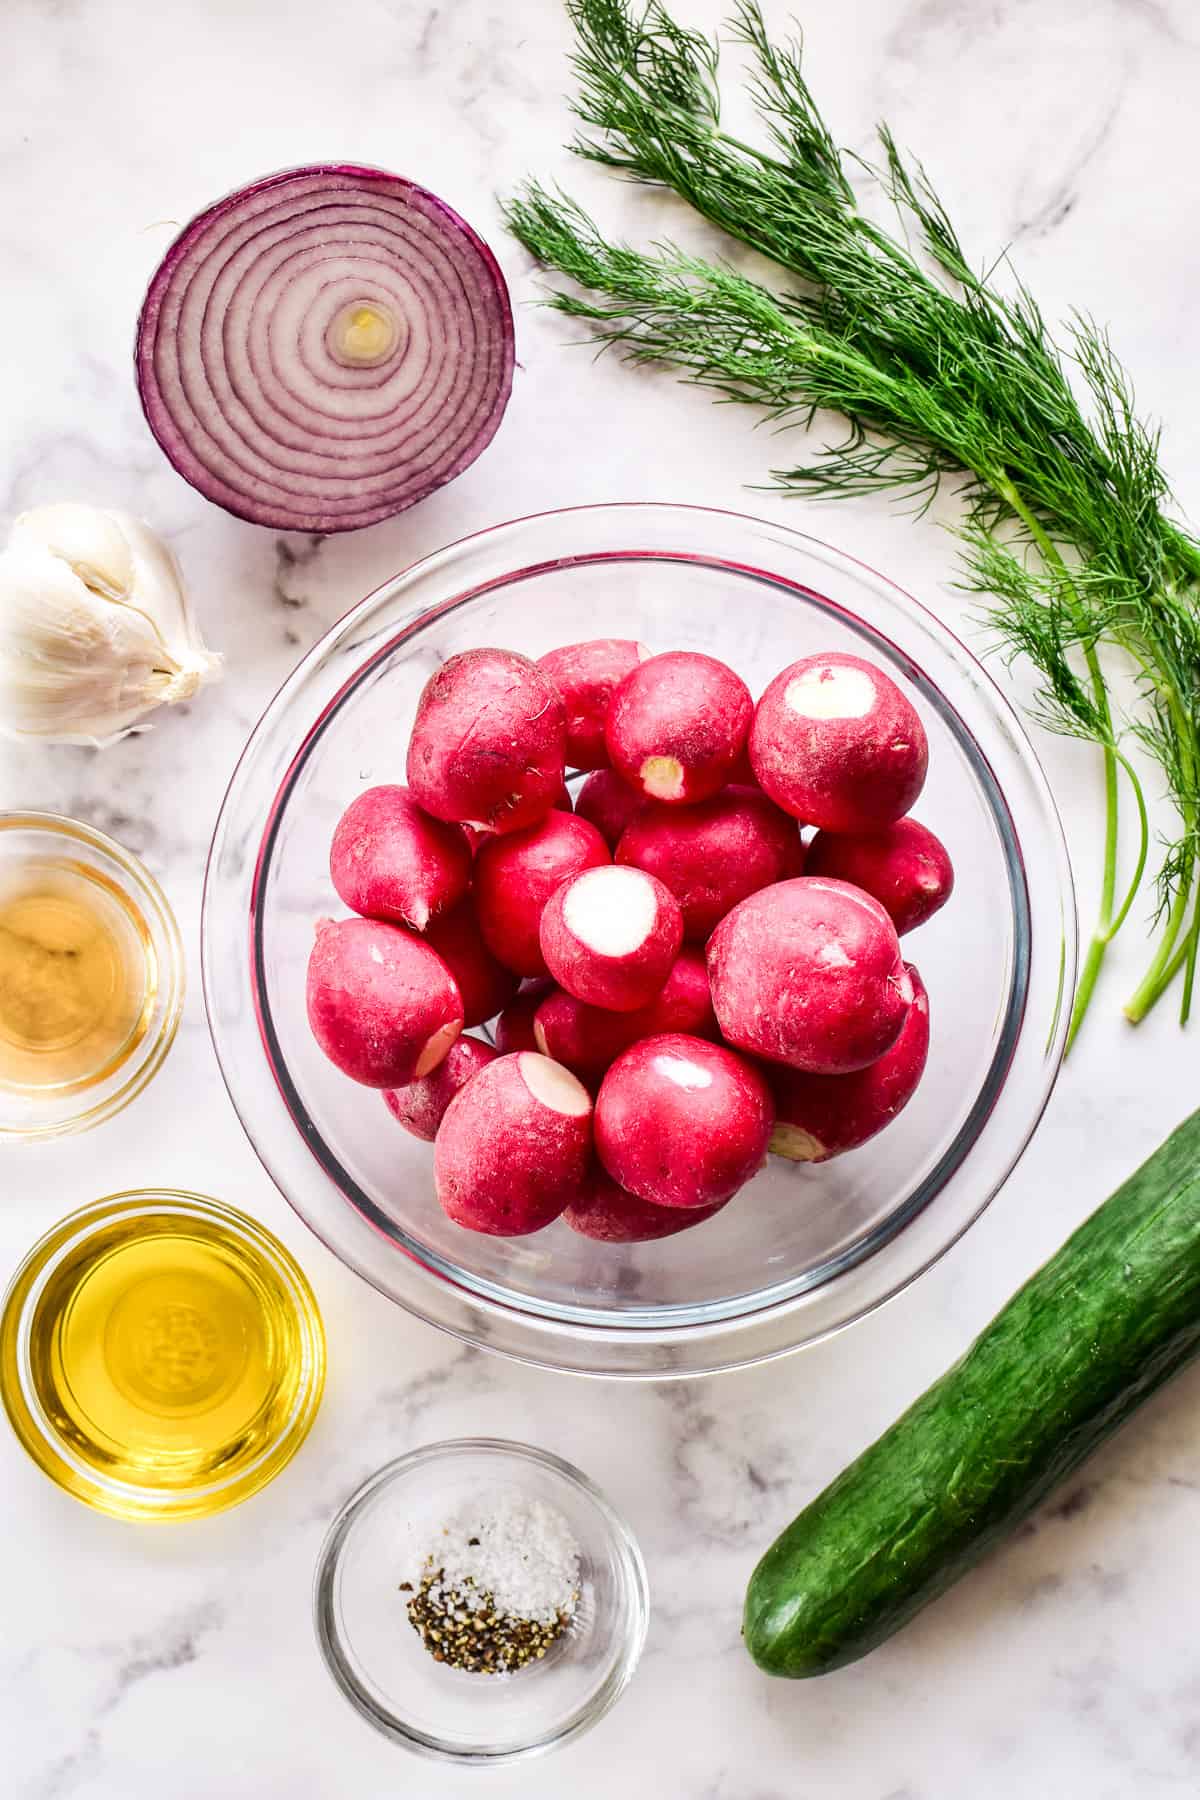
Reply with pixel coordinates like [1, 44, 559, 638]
[420, 1492, 580, 1624]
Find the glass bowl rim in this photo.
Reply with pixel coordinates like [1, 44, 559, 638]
[203, 500, 1076, 1375]
[0, 810, 186, 1141]
[312, 1434, 650, 1764]
[0, 1186, 327, 1520]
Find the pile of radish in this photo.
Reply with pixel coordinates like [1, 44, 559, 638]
[306, 641, 955, 1245]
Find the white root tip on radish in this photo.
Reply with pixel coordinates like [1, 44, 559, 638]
[784, 665, 876, 720]
[639, 754, 686, 800]
[519, 1051, 592, 1115]
[563, 865, 658, 956]
[771, 1123, 825, 1161]
[414, 1019, 462, 1077]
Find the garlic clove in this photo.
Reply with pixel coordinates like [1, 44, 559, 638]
[109, 511, 221, 684]
[0, 542, 198, 747]
[0, 504, 222, 746]
[10, 503, 134, 601]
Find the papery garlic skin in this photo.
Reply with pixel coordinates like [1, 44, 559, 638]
[0, 504, 221, 747]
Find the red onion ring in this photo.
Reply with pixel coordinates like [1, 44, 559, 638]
[135, 165, 515, 533]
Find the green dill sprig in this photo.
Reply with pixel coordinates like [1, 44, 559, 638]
[504, 0, 1200, 1037]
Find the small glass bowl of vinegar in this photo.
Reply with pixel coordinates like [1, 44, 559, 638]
[0, 1190, 326, 1520]
[0, 812, 185, 1141]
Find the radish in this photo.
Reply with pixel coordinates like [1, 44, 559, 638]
[329, 784, 470, 930]
[306, 916, 463, 1088]
[540, 864, 683, 1011]
[434, 1051, 593, 1236]
[383, 1035, 498, 1142]
[423, 900, 519, 1027]
[707, 877, 912, 1074]
[493, 978, 553, 1054]
[574, 768, 649, 849]
[564, 1169, 728, 1243]
[805, 817, 954, 935]
[749, 651, 928, 831]
[474, 810, 610, 976]
[533, 948, 718, 1085]
[616, 785, 804, 941]
[537, 638, 648, 770]
[462, 775, 572, 855]
[595, 1033, 774, 1209]
[406, 647, 566, 835]
[769, 967, 930, 1161]
[605, 650, 753, 804]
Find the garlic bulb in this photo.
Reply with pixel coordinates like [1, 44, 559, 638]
[0, 502, 222, 747]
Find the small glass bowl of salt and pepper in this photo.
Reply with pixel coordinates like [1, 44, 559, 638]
[314, 1438, 650, 1763]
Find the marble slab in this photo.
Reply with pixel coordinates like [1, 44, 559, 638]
[3, 0, 1200, 1793]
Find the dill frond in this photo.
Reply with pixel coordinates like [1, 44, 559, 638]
[504, 0, 1200, 1032]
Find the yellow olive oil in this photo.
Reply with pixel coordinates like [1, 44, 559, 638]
[0, 860, 154, 1093]
[3, 1199, 325, 1520]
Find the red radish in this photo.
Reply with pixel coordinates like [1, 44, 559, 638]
[605, 651, 753, 804]
[574, 768, 649, 849]
[474, 811, 610, 977]
[537, 639, 648, 771]
[595, 1033, 774, 1209]
[423, 900, 519, 1027]
[533, 988, 647, 1086]
[494, 978, 553, 1054]
[769, 967, 931, 1161]
[306, 916, 463, 1088]
[616, 785, 804, 942]
[406, 648, 566, 835]
[749, 651, 928, 831]
[383, 1035, 498, 1142]
[707, 877, 911, 1074]
[434, 1051, 593, 1236]
[727, 744, 759, 787]
[805, 817, 954, 935]
[463, 777, 571, 855]
[540, 864, 683, 1012]
[329, 785, 470, 930]
[564, 1170, 728, 1242]
[533, 949, 718, 1085]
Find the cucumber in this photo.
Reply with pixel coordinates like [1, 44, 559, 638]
[744, 1109, 1200, 1677]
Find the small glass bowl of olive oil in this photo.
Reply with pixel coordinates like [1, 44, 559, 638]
[0, 812, 184, 1140]
[1, 1190, 326, 1521]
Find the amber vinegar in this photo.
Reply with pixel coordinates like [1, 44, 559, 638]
[0, 859, 154, 1093]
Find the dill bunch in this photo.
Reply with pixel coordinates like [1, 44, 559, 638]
[504, 0, 1200, 1040]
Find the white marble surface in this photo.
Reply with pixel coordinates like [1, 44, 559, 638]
[3, 0, 1200, 1793]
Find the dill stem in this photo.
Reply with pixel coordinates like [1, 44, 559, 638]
[1125, 878, 1194, 1023]
[993, 476, 1128, 1047]
[1125, 676, 1200, 1022]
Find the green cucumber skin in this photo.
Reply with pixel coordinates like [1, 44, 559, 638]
[744, 1109, 1200, 1678]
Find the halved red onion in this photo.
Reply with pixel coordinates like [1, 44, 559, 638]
[135, 164, 514, 533]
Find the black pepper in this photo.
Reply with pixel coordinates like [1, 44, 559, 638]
[403, 1563, 576, 1675]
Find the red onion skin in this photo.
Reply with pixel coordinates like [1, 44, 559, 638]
[135, 164, 515, 533]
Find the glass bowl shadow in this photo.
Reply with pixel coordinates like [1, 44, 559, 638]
[203, 502, 1075, 1377]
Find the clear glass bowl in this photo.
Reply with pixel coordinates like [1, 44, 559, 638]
[203, 502, 1075, 1376]
[314, 1439, 649, 1763]
[0, 812, 185, 1141]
